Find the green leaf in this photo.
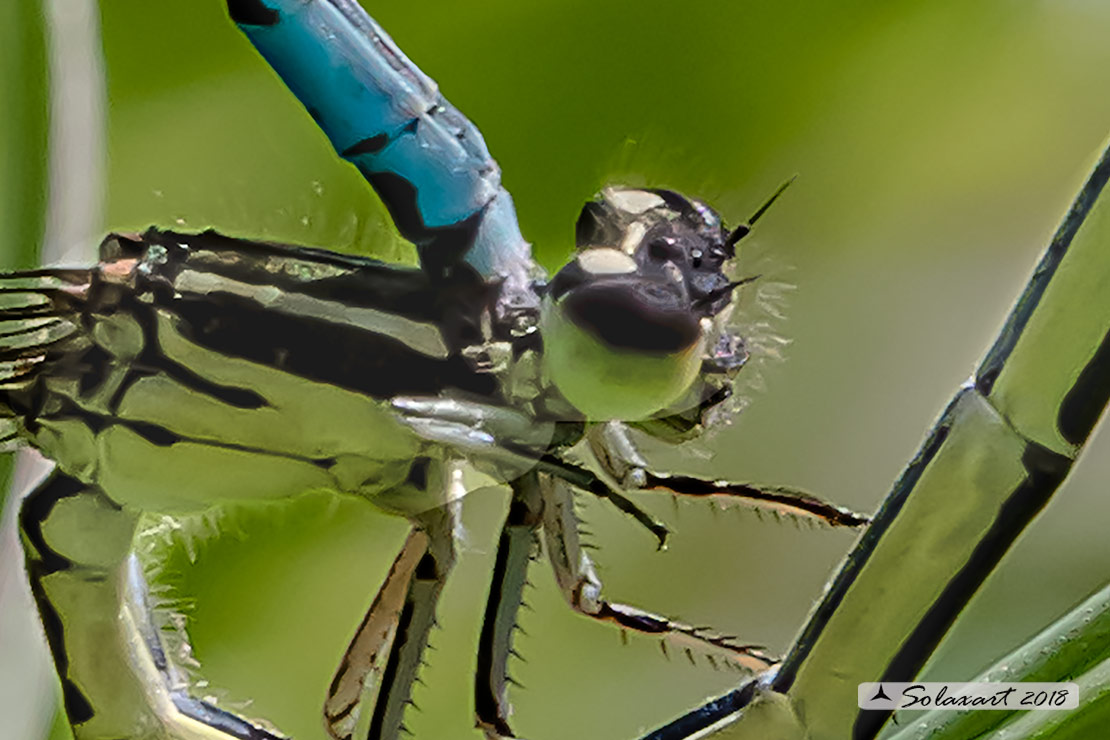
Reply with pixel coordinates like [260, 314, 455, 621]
[888, 581, 1110, 740]
[991, 655, 1110, 740]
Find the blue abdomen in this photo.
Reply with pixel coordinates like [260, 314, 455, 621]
[229, 0, 537, 294]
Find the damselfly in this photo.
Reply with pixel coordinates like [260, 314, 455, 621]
[7, 2, 870, 739]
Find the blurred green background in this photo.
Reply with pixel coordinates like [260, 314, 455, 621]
[5, 1, 1110, 739]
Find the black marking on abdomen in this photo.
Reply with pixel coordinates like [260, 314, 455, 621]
[1058, 327, 1110, 446]
[226, 0, 280, 26]
[639, 683, 756, 740]
[342, 134, 388, 157]
[364, 171, 484, 278]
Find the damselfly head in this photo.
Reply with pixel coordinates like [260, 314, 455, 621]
[575, 187, 738, 317]
[540, 187, 751, 422]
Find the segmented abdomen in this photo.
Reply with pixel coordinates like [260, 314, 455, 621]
[228, 0, 539, 304]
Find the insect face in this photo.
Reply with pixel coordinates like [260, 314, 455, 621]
[541, 187, 743, 421]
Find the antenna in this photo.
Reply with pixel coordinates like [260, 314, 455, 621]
[726, 175, 798, 247]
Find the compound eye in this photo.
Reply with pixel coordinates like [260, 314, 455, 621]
[540, 281, 706, 421]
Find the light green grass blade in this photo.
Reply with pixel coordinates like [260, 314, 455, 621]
[777, 138, 1110, 740]
[979, 654, 1110, 740]
[645, 136, 1110, 740]
[888, 580, 1110, 740]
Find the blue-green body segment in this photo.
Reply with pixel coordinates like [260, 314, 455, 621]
[228, 0, 534, 286]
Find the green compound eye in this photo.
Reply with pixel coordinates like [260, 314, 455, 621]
[541, 300, 705, 420]
[540, 248, 708, 421]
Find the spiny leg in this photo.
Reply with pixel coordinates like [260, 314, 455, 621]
[19, 469, 285, 739]
[473, 474, 543, 740]
[470, 471, 710, 740]
[532, 454, 671, 547]
[589, 422, 870, 529]
[324, 504, 457, 740]
[540, 475, 776, 673]
[637, 473, 869, 528]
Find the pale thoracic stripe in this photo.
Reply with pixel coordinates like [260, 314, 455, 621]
[174, 269, 451, 359]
